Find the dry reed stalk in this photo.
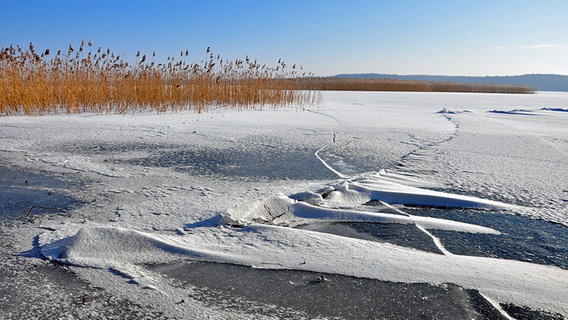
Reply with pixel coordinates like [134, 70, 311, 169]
[297, 77, 535, 94]
[1, 41, 534, 117]
[0, 41, 318, 115]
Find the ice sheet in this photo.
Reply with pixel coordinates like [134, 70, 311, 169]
[2, 91, 567, 318]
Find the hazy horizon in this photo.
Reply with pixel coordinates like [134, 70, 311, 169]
[2, 0, 567, 77]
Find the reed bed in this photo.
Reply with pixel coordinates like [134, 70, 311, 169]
[298, 77, 535, 94]
[0, 41, 319, 115]
[1, 41, 535, 116]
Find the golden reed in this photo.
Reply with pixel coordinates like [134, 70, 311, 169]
[297, 77, 535, 94]
[1, 41, 533, 116]
[0, 41, 319, 115]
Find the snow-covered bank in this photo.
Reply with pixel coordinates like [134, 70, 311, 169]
[2, 91, 567, 318]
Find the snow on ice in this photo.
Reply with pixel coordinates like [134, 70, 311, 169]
[1, 91, 567, 318]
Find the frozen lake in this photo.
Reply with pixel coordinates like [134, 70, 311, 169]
[1, 91, 567, 319]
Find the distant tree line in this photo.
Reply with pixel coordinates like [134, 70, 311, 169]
[333, 74, 568, 92]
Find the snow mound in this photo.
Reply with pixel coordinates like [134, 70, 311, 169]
[224, 170, 517, 232]
[40, 225, 226, 289]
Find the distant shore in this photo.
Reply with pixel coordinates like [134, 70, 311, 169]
[333, 73, 568, 92]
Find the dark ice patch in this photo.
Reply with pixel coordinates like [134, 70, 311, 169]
[0, 167, 83, 221]
[126, 147, 338, 181]
[502, 303, 565, 320]
[488, 109, 538, 116]
[541, 107, 568, 112]
[150, 261, 507, 320]
[407, 208, 568, 269]
[55, 141, 175, 155]
[297, 222, 443, 254]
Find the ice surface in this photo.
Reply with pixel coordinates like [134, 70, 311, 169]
[2, 91, 567, 318]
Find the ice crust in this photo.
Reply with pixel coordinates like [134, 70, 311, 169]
[224, 171, 508, 234]
[2, 91, 568, 318]
[40, 222, 568, 315]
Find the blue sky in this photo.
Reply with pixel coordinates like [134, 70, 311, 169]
[2, 0, 567, 76]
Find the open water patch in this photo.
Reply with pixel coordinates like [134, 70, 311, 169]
[150, 261, 505, 320]
[406, 208, 568, 269]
